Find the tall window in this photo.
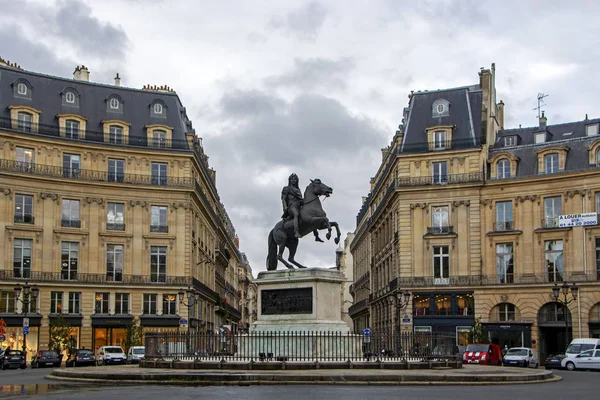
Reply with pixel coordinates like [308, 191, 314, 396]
[50, 292, 63, 314]
[0, 292, 15, 313]
[596, 149, 600, 167]
[15, 147, 34, 172]
[498, 303, 516, 322]
[496, 243, 514, 284]
[544, 153, 559, 174]
[495, 201, 513, 231]
[545, 240, 564, 282]
[107, 158, 124, 182]
[152, 130, 167, 148]
[115, 293, 129, 314]
[65, 120, 80, 139]
[433, 246, 450, 285]
[68, 292, 80, 314]
[595, 238, 600, 280]
[544, 196, 562, 228]
[433, 131, 446, 150]
[107, 202, 125, 230]
[163, 294, 177, 315]
[151, 162, 168, 185]
[63, 153, 80, 179]
[61, 242, 79, 280]
[95, 293, 109, 314]
[13, 239, 32, 279]
[143, 294, 157, 314]
[17, 112, 32, 132]
[504, 136, 516, 146]
[151, 206, 168, 232]
[150, 246, 167, 283]
[432, 161, 448, 184]
[61, 199, 80, 228]
[14, 194, 33, 224]
[497, 159, 511, 179]
[431, 206, 449, 233]
[109, 126, 123, 144]
[596, 192, 600, 215]
[24, 292, 37, 313]
[106, 244, 124, 282]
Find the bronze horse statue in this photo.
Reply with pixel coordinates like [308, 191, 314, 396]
[266, 178, 341, 270]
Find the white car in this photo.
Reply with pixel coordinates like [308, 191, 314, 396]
[562, 349, 600, 371]
[96, 346, 126, 366]
[560, 338, 600, 370]
[127, 346, 145, 364]
[502, 347, 539, 368]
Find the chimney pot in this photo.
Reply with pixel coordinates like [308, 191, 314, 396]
[114, 73, 121, 86]
[539, 112, 547, 130]
[73, 65, 90, 82]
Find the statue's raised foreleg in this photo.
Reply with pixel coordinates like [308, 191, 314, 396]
[328, 221, 341, 244]
[277, 242, 295, 270]
[287, 238, 307, 269]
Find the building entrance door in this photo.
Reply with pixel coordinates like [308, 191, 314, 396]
[93, 327, 127, 353]
[539, 326, 568, 362]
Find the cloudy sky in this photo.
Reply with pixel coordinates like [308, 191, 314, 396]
[2, 0, 599, 275]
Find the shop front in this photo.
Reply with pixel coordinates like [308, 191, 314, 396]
[48, 314, 83, 357]
[482, 322, 532, 350]
[91, 315, 133, 353]
[0, 314, 42, 362]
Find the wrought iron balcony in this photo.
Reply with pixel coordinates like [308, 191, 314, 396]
[494, 221, 514, 231]
[106, 223, 125, 231]
[542, 217, 561, 229]
[427, 226, 454, 235]
[61, 219, 81, 228]
[150, 225, 169, 233]
[400, 137, 481, 154]
[14, 214, 34, 224]
[0, 270, 192, 286]
[396, 172, 484, 187]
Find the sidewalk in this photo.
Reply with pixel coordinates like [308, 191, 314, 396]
[47, 364, 559, 386]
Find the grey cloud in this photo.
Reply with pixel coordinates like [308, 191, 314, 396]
[265, 57, 355, 91]
[270, 2, 328, 41]
[220, 89, 286, 117]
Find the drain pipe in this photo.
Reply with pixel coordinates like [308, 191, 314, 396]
[580, 195, 585, 338]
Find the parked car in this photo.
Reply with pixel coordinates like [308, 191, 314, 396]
[31, 350, 61, 368]
[462, 343, 503, 365]
[127, 346, 145, 364]
[544, 353, 566, 369]
[96, 346, 126, 365]
[0, 349, 26, 370]
[561, 338, 600, 370]
[561, 349, 600, 371]
[66, 349, 96, 367]
[502, 347, 538, 368]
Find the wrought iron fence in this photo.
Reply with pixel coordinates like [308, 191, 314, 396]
[144, 331, 458, 363]
[0, 270, 192, 286]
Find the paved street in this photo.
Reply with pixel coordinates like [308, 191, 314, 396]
[0, 368, 597, 399]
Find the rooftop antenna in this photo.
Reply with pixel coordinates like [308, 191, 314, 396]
[533, 93, 549, 119]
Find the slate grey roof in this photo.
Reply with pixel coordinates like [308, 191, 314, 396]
[0, 65, 194, 148]
[490, 118, 600, 177]
[400, 84, 482, 153]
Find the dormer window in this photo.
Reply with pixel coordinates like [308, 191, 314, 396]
[497, 159, 511, 179]
[154, 103, 163, 114]
[150, 100, 167, 118]
[544, 153, 559, 174]
[433, 131, 447, 150]
[432, 99, 450, 118]
[17, 83, 27, 96]
[110, 98, 120, 109]
[437, 104, 445, 113]
[13, 79, 32, 99]
[586, 123, 599, 136]
[504, 136, 516, 147]
[65, 92, 76, 104]
[535, 132, 546, 144]
[106, 95, 124, 113]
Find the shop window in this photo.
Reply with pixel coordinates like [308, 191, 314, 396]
[457, 294, 474, 316]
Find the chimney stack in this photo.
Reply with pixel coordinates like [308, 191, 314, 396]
[539, 111, 547, 130]
[114, 73, 121, 86]
[73, 65, 90, 82]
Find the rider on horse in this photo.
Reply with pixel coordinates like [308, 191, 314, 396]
[281, 173, 323, 242]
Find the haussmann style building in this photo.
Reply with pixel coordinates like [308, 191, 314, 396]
[0, 58, 249, 360]
[349, 63, 600, 361]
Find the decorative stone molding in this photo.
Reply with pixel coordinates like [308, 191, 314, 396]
[171, 160, 185, 169]
[143, 236, 176, 250]
[410, 203, 428, 210]
[129, 200, 148, 209]
[452, 200, 471, 209]
[39, 192, 59, 202]
[458, 157, 466, 166]
[171, 201, 191, 211]
[85, 197, 104, 206]
[516, 195, 539, 205]
[6, 229, 42, 243]
[564, 189, 589, 202]
[1, 188, 12, 199]
[84, 152, 105, 162]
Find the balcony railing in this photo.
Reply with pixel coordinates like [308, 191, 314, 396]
[0, 116, 190, 150]
[150, 225, 169, 233]
[494, 221, 514, 231]
[400, 137, 481, 154]
[106, 223, 125, 231]
[0, 158, 194, 188]
[14, 214, 34, 224]
[396, 172, 484, 187]
[0, 270, 191, 286]
[542, 217, 561, 229]
[61, 219, 81, 228]
[427, 226, 454, 235]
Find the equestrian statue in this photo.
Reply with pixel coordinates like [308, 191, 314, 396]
[266, 174, 341, 271]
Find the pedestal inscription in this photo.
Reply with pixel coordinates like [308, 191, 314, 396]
[261, 288, 313, 315]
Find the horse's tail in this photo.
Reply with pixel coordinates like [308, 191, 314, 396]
[266, 229, 278, 271]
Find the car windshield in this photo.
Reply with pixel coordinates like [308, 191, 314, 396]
[41, 351, 56, 357]
[104, 348, 123, 354]
[466, 345, 489, 352]
[566, 343, 595, 354]
[77, 350, 93, 355]
[133, 349, 145, 354]
[506, 349, 527, 356]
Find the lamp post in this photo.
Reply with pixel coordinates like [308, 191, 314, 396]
[551, 281, 578, 351]
[14, 282, 39, 360]
[387, 290, 411, 357]
[178, 287, 200, 356]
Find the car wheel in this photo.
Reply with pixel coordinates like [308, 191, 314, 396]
[566, 362, 576, 371]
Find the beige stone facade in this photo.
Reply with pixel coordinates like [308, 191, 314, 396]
[350, 63, 600, 361]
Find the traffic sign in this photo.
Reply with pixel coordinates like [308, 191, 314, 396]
[23, 318, 29, 328]
[363, 328, 371, 336]
[0, 334, 5, 342]
[23, 326, 29, 335]
[179, 318, 188, 326]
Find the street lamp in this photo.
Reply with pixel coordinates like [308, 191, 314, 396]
[551, 281, 578, 351]
[178, 287, 201, 357]
[387, 290, 411, 357]
[14, 282, 39, 359]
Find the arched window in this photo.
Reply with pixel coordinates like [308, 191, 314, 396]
[109, 98, 120, 109]
[497, 159, 511, 179]
[17, 83, 28, 96]
[65, 92, 76, 104]
[154, 103, 163, 114]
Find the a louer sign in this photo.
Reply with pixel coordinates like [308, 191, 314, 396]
[558, 213, 598, 228]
